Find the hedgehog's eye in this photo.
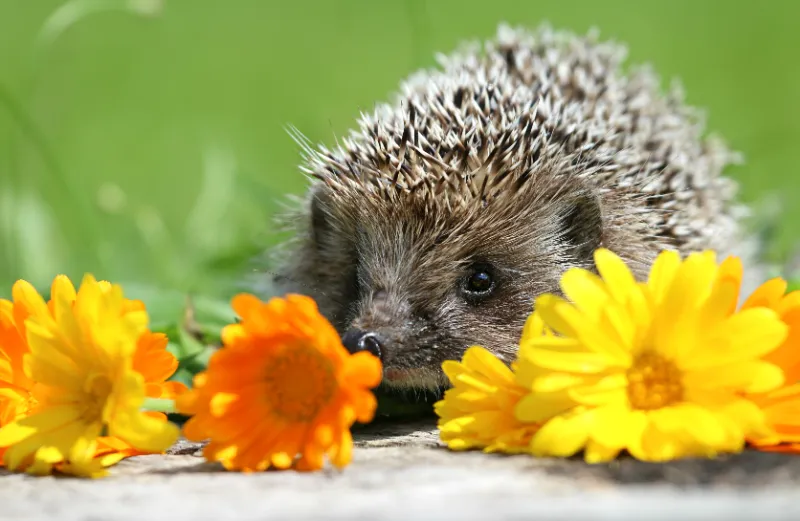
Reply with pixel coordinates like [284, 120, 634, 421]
[461, 264, 496, 301]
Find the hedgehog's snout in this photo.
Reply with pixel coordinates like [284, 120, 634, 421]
[341, 328, 385, 361]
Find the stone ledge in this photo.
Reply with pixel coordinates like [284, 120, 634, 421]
[2, 419, 800, 521]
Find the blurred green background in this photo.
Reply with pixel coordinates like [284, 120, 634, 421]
[1, 0, 799, 313]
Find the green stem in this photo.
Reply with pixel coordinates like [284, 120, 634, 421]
[142, 398, 176, 414]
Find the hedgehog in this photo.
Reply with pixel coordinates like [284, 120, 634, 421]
[268, 24, 749, 393]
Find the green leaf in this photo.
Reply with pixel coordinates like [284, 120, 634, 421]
[169, 367, 195, 388]
[177, 326, 207, 360]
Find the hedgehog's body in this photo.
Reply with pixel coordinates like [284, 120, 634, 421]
[272, 25, 745, 391]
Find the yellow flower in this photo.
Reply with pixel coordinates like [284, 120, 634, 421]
[0, 282, 187, 470]
[87, 329, 189, 460]
[515, 249, 788, 463]
[434, 314, 559, 453]
[176, 293, 382, 472]
[0, 275, 179, 477]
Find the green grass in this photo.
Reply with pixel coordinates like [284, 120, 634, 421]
[1, 0, 799, 332]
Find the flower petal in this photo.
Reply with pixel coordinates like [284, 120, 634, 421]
[340, 351, 383, 388]
[534, 295, 630, 362]
[686, 308, 788, 370]
[462, 346, 514, 385]
[594, 249, 638, 305]
[530, 410, 592, 457]
[0, 406, 80, 447]
[646, 249, 682, 303]
[683, 361, 784, 394]
[525, 347, 616, 374]
[560, 268, 610, 318]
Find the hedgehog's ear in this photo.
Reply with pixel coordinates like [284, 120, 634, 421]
[559, 190, 603, 264]
[309, 183, 334, 247]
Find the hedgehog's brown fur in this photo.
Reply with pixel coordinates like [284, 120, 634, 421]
[270, 24, 746, 391]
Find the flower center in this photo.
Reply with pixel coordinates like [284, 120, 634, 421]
[262, 343, 337, 423]
[81, 372, 113, 423]
[23, 389, 40, 417]
[626, 352, 683, 410]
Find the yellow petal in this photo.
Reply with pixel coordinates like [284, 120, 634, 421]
[107, 373, 178, 452]
[560, 268, 610, 318]
[686, 309, 788, 370]
[531, 373, 584, 393]
[5, 418, 88, 470]
[513, 356, 547, 389]
[719, 398, 771, 439]
[649, 404, 727, 447]
[518, 311, 551, 357]
[50, 275, 76, 303]
[462, 346, 514, 384]
[632, 421, 688, 462]
[646, 249, 682, 303]
[584, 440, 621, 463]
[25, 447, 60, 476]
[454, 372, 502, 395]
[110, 408, 178, 453]
[526, 347, 615, 374]
[664, 265, 715, 321]
[567, 374, 628, 406]
[50, 276, 82, 358]
[11, 280, 52, 323]
[535, 295, 630, 362]
[24, 347, 83, 391]
[684, 361, 784, 394]
[594, 248, 638, 305]
[68, 427, 102, 466]
[530, 410, 592, 457]
[587, 403, 634, 449]
[596, 302, 639, 352]
[742, 277, 788, 310]
[652, 252, 718, 358]
[0, 405, 80, 447]
[697, 256, 742, 325]
[514, 391, 574, 423]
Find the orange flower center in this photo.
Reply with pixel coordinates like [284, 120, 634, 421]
[263, 343, 337, 423]
[25, 394, 39, 416]
[81, 372, 113, 423]
[626, 352, 683, 410]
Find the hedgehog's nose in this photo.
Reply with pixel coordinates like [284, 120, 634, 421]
[341, 329, 384, 360]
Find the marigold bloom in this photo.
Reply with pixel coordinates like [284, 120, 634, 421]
[732, 275, 800, 452]
[515, 249, 788, 463]
[435, 346, 539, 453]
[176, 293, 382, 472]
[90, 331, 188, 460]
[0, 297, 37, 464]
[434, 313, 561, 453]
[0, 275, 180, 477]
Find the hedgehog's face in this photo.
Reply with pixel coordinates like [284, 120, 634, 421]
[290, 176, 606, 391]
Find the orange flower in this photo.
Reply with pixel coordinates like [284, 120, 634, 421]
[711, 257, 800, 451]
[0, 281, 187, 468]
[134, 332, 189, 400]
[0, 298, 37, 464]
[739, 277, 800, 452]
[176, 293, 382, 472]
